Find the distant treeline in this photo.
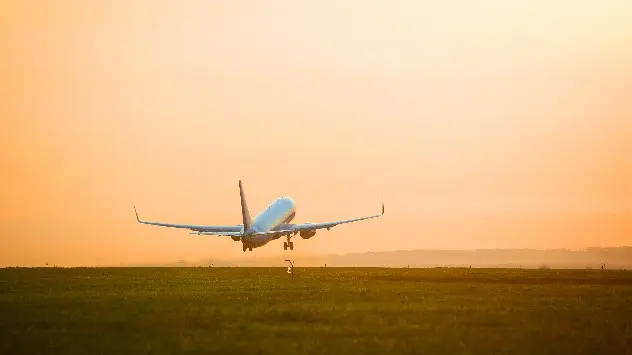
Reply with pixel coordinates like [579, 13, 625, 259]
[142, 247, 632, 269]
[316, 247, 632, 269]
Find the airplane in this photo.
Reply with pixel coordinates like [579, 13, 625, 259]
[134, 180, 384, 252]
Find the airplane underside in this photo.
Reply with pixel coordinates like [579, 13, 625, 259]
[241, 233, 295, 252]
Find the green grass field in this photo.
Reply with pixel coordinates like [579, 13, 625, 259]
[1, 267, 631, 354]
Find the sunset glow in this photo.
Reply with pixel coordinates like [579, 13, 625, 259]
[2, 0, 631, 266]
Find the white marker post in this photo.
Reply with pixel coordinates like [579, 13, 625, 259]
[285, 260, 294, 280]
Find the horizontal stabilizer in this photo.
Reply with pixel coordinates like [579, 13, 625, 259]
[253, 230, 294, 236]
[191, 231, 243, 237]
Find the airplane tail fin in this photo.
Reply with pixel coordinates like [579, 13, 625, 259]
[239, 180, 252, 231]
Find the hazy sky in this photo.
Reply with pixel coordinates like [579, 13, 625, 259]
[2, 0, 631, 266]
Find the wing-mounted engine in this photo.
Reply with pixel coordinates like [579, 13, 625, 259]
[300, 230, 317, 239]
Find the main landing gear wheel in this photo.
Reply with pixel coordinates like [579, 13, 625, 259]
[243, 245, 247, 252]
[284, 234, 295, 250]
[249, 247, 253, 251]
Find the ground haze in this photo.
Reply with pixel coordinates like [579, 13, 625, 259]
[1, 267, 631, 354]
[146, 247, 632, 269]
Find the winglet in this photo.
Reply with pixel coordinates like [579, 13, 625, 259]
[381, 200, 385, 215]
[134, 206, 140, 222]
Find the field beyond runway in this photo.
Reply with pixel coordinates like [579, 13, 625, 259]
[1, 267, 631, 354]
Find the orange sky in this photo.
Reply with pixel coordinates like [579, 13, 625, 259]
[1, 0, 631, 266]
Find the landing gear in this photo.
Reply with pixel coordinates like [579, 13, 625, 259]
[243, 245, 247, 252]
[283, 236, 294, 251]
[249, 247, 253, 251]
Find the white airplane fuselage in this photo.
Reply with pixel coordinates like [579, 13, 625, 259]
[242, 197, 296, 248]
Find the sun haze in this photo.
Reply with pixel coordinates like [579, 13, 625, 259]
[1, 0, 631, 266]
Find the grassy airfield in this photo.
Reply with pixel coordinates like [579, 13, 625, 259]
[1, 267, 631, 354]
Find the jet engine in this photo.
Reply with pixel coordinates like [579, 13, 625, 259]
[231, 236, 241, 242]
[300, 230, 317, 239]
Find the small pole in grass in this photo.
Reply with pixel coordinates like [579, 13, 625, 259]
[285, 260, 294, 280]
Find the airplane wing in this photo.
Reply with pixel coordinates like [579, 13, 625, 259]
[134, 207, 242, 233]
[285, 202, 384, 233]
